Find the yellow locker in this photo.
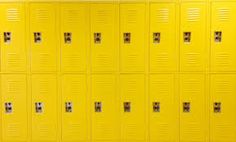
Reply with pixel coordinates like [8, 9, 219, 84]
[180, 2, 207, 72]
[90, 4, 118, 72]
[120, 3, 146, 72]
[30, 3, 57, 72]
[0, 3, 26, 72]
[180, 74, 207, 142]
[210, 74, 236, 142]
[120, 74, 146, 141]
[1, 75, 27, 142]
[91, 75, 120, 141]
[149, 74, 177, 142]
[211, 2, 236, 72]
[150, 3, 178, 72]
[61, 74, 88, 142]
[31, 74, 57, 142]
[60, 3, 89, 73]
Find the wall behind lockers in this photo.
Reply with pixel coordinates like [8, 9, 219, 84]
[0, 0, 236, 142]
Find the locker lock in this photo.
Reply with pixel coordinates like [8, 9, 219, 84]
[183, 32, 191, 43]
[5, 102, 12, 113]
[123, 33, 131, 44]
[214, 102, 221, 113]
[124, 102, 131, 112]
[64, 32, 72, 44]
[153, 32, 161, 44]
[4, 32, 11, 43]
[34, 32, 42, 43]
[65, 102, 73, 113]
[183, 102, 190, 112]
[94, 33, 101, 44]
[153, 102, 160, 112]
[95, 102, 102, 112]
[214, 31, 222, 43]
[35, 102, 43, 113]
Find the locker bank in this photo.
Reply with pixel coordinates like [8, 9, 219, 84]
[0, 0, 236, 142]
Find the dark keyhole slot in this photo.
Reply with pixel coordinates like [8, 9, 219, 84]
[94, 33, 101, 44]
[123, 33, 131, 44]
[5, 102, 12, 113]
[95, 102, 102, 112]
[184, 32, 191, 43]
[65, 102, 73, 112]
[153, 32, 161, 43]
[153, 102, 160, 112]
[124, 102, 131, 112]
[4, 32, 11, 43]
[214, 102, 221, 113]
[215, 31, 222, 43]
[35, 102, 43, 113]
[183, 102, 190, 112]
[64, 32, 72, 44]
[34, 32, 42, 43]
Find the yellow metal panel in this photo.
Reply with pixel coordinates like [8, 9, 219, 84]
[0, 3, 26, 72]
[120, 74, 146, 141]
[30, 3, 57, 72]
[120, 4, 146, 72]
[91, 75, 120, 141]
[180, 74, 207, 142]
[210, 74, 236, 142]
[31, 74, 57, 142]
[60, 3, 89, 73]
[90, 4, 118, 72]
[211, 2, 236, 72]
[150, 3, 177, 72]
[1, 75, 27, 142]
[61, 74, 88, 141]
[180, 2, 207, 72]
[149, 74, 177, 142]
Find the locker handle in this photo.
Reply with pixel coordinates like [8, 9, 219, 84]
[5, 102, 12, 113]
[4, 32, 11, 44]
[183, 32, 191, 43]
[214, 31, 222, 43]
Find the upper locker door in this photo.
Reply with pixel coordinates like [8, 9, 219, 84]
[31, 74, 57, 142]
[1, 75, 27, 142]
[211, 2, 236, 72]
[180, 74, 207, 142]
[180, 2, 207, 72]
[150, 3, 177, 72]
[90, 3, 118, 73]
[91, 75, 120, 141]
[30, 3, 57, 72]
[0, 3, 26, 72]
[60, 3, 89, 73]
[120, 3, 146, 72]
[210, 74, 236, 142]
[120, 75, 146, 141]
[61, 75, 88, 142]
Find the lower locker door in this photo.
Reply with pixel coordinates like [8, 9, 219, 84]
[31, 74, 57, 142]
[120, 75, 146, 141]
[91, 75, 120, 141]
[210, 74, 236, 142]
[1, 75, 28, 142]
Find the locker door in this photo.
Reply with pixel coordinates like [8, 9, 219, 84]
[180, 3, 207, 72]
[30, 3, 57, 72]
[180, 74, 207, 142]
[0, 3, 26, 72]
[120, 4, 146, 72]
[91, 75, 120, 141]
[61, 74, 88, 141]
[150, 3, 177, 72]
[120, 75, 146, 141]
[149, 74, 177, 142]
[90, 4, 118, 72]
[31, 74, 57, 142]
[60, 3, 89, 72]
[211, 2, 236, 71]
[210, 74, 236, 142]
[1, 75, 27, 142]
